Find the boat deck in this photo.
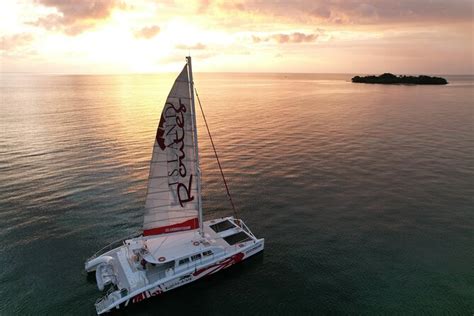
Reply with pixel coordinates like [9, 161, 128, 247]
[143, 218, 242, 263]
[96, 217, 255, 289]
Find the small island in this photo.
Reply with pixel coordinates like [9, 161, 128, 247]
[352, 73, 448, 85]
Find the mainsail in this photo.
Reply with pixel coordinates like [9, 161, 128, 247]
[143, 59, 200, 236]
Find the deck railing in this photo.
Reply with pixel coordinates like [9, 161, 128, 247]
[88, 231, 141, 261]
[94, 286, 118, 313]
[233, 218, 256, 238]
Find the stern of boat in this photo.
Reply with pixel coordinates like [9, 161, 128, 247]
[84, 236, 150, 314]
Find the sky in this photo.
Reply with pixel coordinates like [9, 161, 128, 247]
[1, 0, 473, 74]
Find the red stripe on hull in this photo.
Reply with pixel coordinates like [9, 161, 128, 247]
[127, 252, 246, 309]
[143, 218, 199, 236]
[193, 253, 245, 277]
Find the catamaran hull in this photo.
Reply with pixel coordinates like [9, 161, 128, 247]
[129, 244, 262, 306]
[98, 240, 264, 314]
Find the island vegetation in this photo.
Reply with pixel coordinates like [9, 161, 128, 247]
[352, 73, 448, 85]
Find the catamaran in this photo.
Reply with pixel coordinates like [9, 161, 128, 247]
[85, 57, 264, 314]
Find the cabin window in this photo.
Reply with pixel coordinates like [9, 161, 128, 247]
[202, 250, 213, 257]
[178, 258, 190, 265]
[210, 220, 235, 233]
[223, 231, 252, 245]
[191, 254, 202, 261]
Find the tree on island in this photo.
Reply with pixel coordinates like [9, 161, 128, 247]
[352, 73, 448, 85]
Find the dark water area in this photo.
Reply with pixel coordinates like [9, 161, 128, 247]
[0, 73, 473, 315]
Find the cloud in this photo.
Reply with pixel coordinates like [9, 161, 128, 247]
[251, 35, 264, 43]
[175, 43, 207, 50]
[219, 2, 246, 12]
[252, 32, 318, 44]
[218, 0, 473, 25]
[30, 0, 126, 35]
[311, 6, 331, 19]
[134, 25, 160, 39]
[1, 33, 34, 51]
[284, 32, 318, 43]
[197, 0, 212, 13]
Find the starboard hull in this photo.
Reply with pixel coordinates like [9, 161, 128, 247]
[121, 242, 264, 312]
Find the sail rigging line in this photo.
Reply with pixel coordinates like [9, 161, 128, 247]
[194, 88, 239, 221]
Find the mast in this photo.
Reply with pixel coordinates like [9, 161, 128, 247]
[187, 56, 204, 237]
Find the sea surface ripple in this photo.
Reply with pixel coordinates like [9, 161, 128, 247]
[0, 73, 473, 314]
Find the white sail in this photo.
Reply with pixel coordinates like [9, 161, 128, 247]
[143, 62, 200, 236]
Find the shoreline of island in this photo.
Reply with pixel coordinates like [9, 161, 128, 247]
[352, 73, 448, 85]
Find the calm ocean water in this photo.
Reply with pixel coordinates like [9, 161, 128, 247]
[0, 72, 473, 315]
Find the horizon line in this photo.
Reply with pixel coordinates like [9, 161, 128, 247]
[1, 71, 472, 76]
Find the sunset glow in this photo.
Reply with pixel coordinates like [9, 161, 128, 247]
[1, 0, 473, 74]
